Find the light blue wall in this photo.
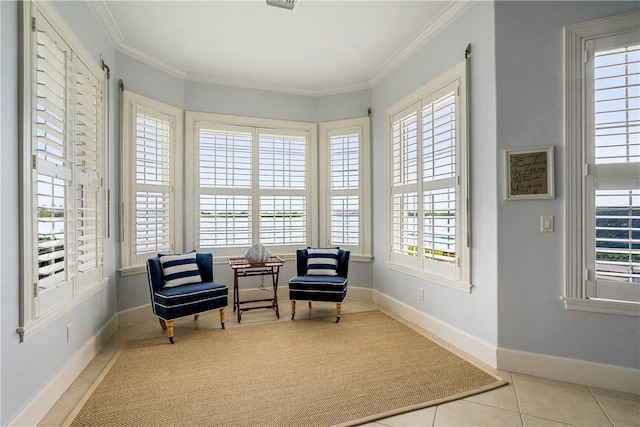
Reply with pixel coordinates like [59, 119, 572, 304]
[185, 80, 317, 122]
[0, 1, 118, 423]
[371, 1, 499, 346]
[316, 89, 371, 123]
[495, 1, 640, 369]
[115, 51, 185, 109]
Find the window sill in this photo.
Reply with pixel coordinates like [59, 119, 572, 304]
[17, 278, 108, 342]
[119, 265, 146, 277]
[209, 252, 373, 264]
[563, 297, 640, 317]
[385, 261, 472, 293]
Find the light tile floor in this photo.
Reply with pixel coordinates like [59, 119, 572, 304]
[39, 298, 639, 427]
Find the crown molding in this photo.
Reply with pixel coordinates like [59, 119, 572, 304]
[85, 0, 123, 48]
[88, 0, 473, 96]
[118, 40, 187, 80]
[87, 0, 185, 78]
[314, 80, 372, 97]
[368, 0, 475, 87]
[185, 72, 371, 97]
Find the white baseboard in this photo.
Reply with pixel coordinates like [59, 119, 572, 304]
[348, 286, 373, 301]
[497, 348, 640, 395]
[372, 290, 498, 368]
[117, 303, 153, 327]
[8, 315, 118, 427]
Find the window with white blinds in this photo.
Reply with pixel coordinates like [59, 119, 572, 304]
[186, 113, 317, 256]
[21, 2, 107, 336]
[387, 62, 469, 289]
[564, 13, 639, 316]
[198, 125, 253, 248]
[585, 31, 639, 303]
[121, 92, 182, 272]
[319, 117, 371, 259]
[74, 58, 105, 291]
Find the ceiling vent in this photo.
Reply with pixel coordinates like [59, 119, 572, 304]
[265, 0, 297, 11]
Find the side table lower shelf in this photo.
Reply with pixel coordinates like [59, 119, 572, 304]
[228, 256, 285, 323]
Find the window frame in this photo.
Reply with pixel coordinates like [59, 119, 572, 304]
[319, 117, 372, 261]
[564, 11, 640, 317]
[120, 91, 183, 276]
[185, 111, 318, 259]
[385, 60, 471, 292]
[19, 0, 108, 341]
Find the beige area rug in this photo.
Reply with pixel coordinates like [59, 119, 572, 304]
[66, 310, 506, 427]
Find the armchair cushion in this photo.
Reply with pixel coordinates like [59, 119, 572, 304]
[306, 247, 339, 276]
[153, 281, 228, 320]
[158, 251, 202, 288]
[289, 275, 347, 303]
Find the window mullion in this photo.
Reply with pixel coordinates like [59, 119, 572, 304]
[252, 128, 260, 244]
[416, 101, 425, 265]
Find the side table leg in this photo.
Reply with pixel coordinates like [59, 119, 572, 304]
[273, 268, 280, 319]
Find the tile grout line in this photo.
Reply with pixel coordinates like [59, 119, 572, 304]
[510, 373, 526, 426]
[588, 386, 616, 427]
[432, 404, 438, 427]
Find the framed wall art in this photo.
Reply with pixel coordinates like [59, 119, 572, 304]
[504, 146, 555, 200]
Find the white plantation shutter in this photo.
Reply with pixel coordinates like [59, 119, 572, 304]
[319, 117, 371, 257]
[259, 133, 306, 190]
[258, 131, 307, 245]
[121, 92, 182, 271]
[24, 5, 107, 324]
[331, 195, 359, 245]
[392, 107, 419, 187]
[585, 32, 640, 303]
[422, 90, 456, 267]
[34, 20, 71, 299]
[259, 195, 306, 245]
[135, 108, 172, 256]
[74, 58, 104, 290]
[199, 195, 252, 247]
[197, 125, 253, 248]
[392, 192, 418, 257]
[391, 107, 420, 260]
[188, 114, 316, 255]
[388, 62, 469, 286]
[199, 127, 252, 189]
[329, 131, 360, 246]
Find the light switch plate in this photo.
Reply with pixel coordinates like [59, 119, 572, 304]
[541, 215, 554, 233]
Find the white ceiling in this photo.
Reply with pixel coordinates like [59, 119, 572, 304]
[89, 1, 471, 96]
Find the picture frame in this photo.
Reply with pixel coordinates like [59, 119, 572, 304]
[504, 146, 554, 200]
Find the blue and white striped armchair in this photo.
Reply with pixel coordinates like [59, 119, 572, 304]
[146, 252, 228, 344]
[288, 248, 350, 323]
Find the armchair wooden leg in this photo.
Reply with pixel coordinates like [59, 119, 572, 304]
[291, 301, 296, 320]
[194, 314, 200, 321]
[167, 320, 175, 344]
[159, 319, 167, 330]
[220, 308, 226, 329]
[336, 302, 342, 323]
[308, 301, 312, 309]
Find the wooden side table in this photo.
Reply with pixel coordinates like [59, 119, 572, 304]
[228, 256, 285, 323]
